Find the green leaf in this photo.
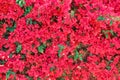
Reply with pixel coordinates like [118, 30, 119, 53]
[37, 43, 46, 53]
[74, 50, 79, 61]
[110, 20, 113, 26]
[68, 55, 73, 59]
[6, 70, 16, 80]
[6, 27, 15, 32]
[106, 65, 111, 70]
[24, 6, 33, 16]
[97, 16, 105, 21]
[105, 34, 108, 39]
[70, 10, 75, 18]
[26, 18, 33, 25]
[101, 30, 109, 39]
[9, 53, 13, 58]
[56, 77, 65, 80]
[16, 44, 22, 53]
[2, 32, 10, 39]
[58, 45, 64, 58]
[79, 54, 83, 61]
[50, 66, 56, 71]
[0, 59, 6, 65]
[37, 77, 41, 80]
[62, 71, 67, 77]
[110, 30, 114, 35]
[20, 54, 26, 61]
[26, 75, 33, 80]
[6, 21, 16, 32]
[0, 19, 5, 27]
[16, 0, 25, 7]
[26, 18, 37, 25]
[110, 30, 117, 37]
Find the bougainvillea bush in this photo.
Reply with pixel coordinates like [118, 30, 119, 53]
[0, 0, 120, 80]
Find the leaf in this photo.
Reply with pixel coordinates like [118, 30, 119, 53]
[0, 59, 6, 65]
[50, 66, 56, 71]
[37, 43, 46, 53]
[79, 4, 86, 10]
[56, 77, 65, 80]
[6, 27, 15, 32]
[97, 16, 105, 21]
[2, 32, 10, 39]
[6, 70, 16, 80]
[74, 50, 79, 61]
[106, 65, 111, 70]
[26, 75, 33, 80]
[70, 10, 75, 18]
[24, 6, 33, 16]
[110, 30, 117, 37]
[9, 53, 13, 58]
[20, 54, 26, 61]
[16, 0, 25, 7]
[79, 54, 83, 61]
[68, 55, 73, 59]
[101, 30, 109, 39]
[26, 18, 37, 25]
[58, 45, 64, 58]
[6, 21, 16, 32]
[16, 44, 22, 53]
[26, 18, 33, 25]
[110, 20, 113, 26]
[0, 19, 5, 27]
[37, 77, 41, 80]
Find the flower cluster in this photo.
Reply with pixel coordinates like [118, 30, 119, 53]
[0, 0, 120, 80]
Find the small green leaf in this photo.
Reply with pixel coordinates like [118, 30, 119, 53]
[68, 55, 73, 59]
[62, 71, 67, 77]
[110, 20, 113, 26]
[27, 18, 33, 25]
[6, 21, 16, 32]
[74, 50, 79, 61]
[24, 6, 33, 16]
[110, 30, 114, 35]
[26, 18, 37, 25]
[101, 30, 109, 39]
[37, 77, 41, 80]
[2, 32, 10, 39]
[0, 19, 5, 27]
[16, 0, 25, 7]
[6, 27, 15, 32]
[6, 70, 16, 80]
[70, 10, 75, 18]
[26, 75, 33, 80]
[110, 43, 115, 48]
[105, 34, 108, 39]
[0, 59, 6, 65]
[56, 77, 65, 80]
[16, 44, 22, 53]
[106, 65, 111, 70]
[50, 66, 56, 71]
[58, 45, 64, 58]
[79, 54, 83, 61]
[20, 54, 26, 61]
[97, 16, 105, 21]
[37, 43, 46, 53]
[110, 30, 117, 37]
[9, 53, 13, 58]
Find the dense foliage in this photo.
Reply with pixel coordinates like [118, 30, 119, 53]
[0, 0, 120, 80]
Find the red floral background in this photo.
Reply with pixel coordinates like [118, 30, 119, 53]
[0, 0, 120, 80]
